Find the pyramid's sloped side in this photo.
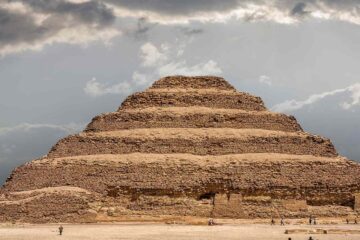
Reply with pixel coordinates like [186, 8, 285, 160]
[85, 107, 302, 132]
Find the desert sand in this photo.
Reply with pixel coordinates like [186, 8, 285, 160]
[1, 223, 360, 240]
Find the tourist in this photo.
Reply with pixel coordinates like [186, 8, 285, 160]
[308, 236, 313, 240]
[313, 218, 317, 225]
[280, 218, 285, 226]
[355, 218, 358, 224]
[271, 218, 275, 225]
[59, 225, 63, 236]
[346, 218, 349, 224]
[309, 217, 312, 225]
[208, 218, 214, 226]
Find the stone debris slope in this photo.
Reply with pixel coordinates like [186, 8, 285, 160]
[1, 76, 360, 223]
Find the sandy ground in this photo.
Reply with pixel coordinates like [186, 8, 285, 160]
[1, 223, 360, 240]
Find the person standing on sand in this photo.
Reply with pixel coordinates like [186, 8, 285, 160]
[59, 225, 63, 236]
[271, 218, 275, 225]
[280, 218, 285, 226]
[309, 216, 312, 225]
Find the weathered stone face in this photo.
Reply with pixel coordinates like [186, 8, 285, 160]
[1, 75, 360, 223]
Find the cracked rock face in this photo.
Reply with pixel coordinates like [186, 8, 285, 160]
[1, 75, 360, 223]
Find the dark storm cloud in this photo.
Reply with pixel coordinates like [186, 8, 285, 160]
[0, 0, 117, 55]
[291, 2, 310, 16]
[275, 0, 360, 15]
[281, 0, 355, 12]
[15, 0, 115, 26]
[136, 17, 151, 35]
[133, 17, 156, 40]
[1, 0, 360, 55]
[0, 8, 50, 46]
[122, 17, 157, 40]
[320, 0, 360, 10]
[103, 0, 360, 24]
[104, 0, 360, 15]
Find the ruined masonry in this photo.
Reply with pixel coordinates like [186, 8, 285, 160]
[1, 76, 360, 223]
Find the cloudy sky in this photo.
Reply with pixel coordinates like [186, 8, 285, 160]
[1, 0, 360, 184]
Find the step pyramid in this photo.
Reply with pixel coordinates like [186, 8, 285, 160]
[1, 76, 360, 223]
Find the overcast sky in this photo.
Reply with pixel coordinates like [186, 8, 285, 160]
[1, 0, 360, 184]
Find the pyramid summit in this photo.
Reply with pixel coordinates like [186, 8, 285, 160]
[1, 75, 360, 223]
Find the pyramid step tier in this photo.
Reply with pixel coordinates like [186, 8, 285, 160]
[119, 90, 266, 111]
[3, 153, 359, 221]
[86, 107, 302, 132]
[48, 128, 337, 158]
[2, 153, 357, 200]
[149, 76, 236, 90]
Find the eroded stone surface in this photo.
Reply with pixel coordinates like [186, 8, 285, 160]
[149, 76, 236, 90]
[85, 107, 302, 132]
[48, 129, 336, 158]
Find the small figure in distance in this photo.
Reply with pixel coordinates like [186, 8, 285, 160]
[271, 218, 275, 225]
[280, 218, 285, 226]
[59, 225, 63, 236]
[346, 218, 349, 224]
[308, 236, 313, 240]
[208, 218, 214, 226]
[313, 218, 317, 225]
[355, 218, 358, 224]
[288, 238, 292, 240]
[309, 216, 312, 225]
